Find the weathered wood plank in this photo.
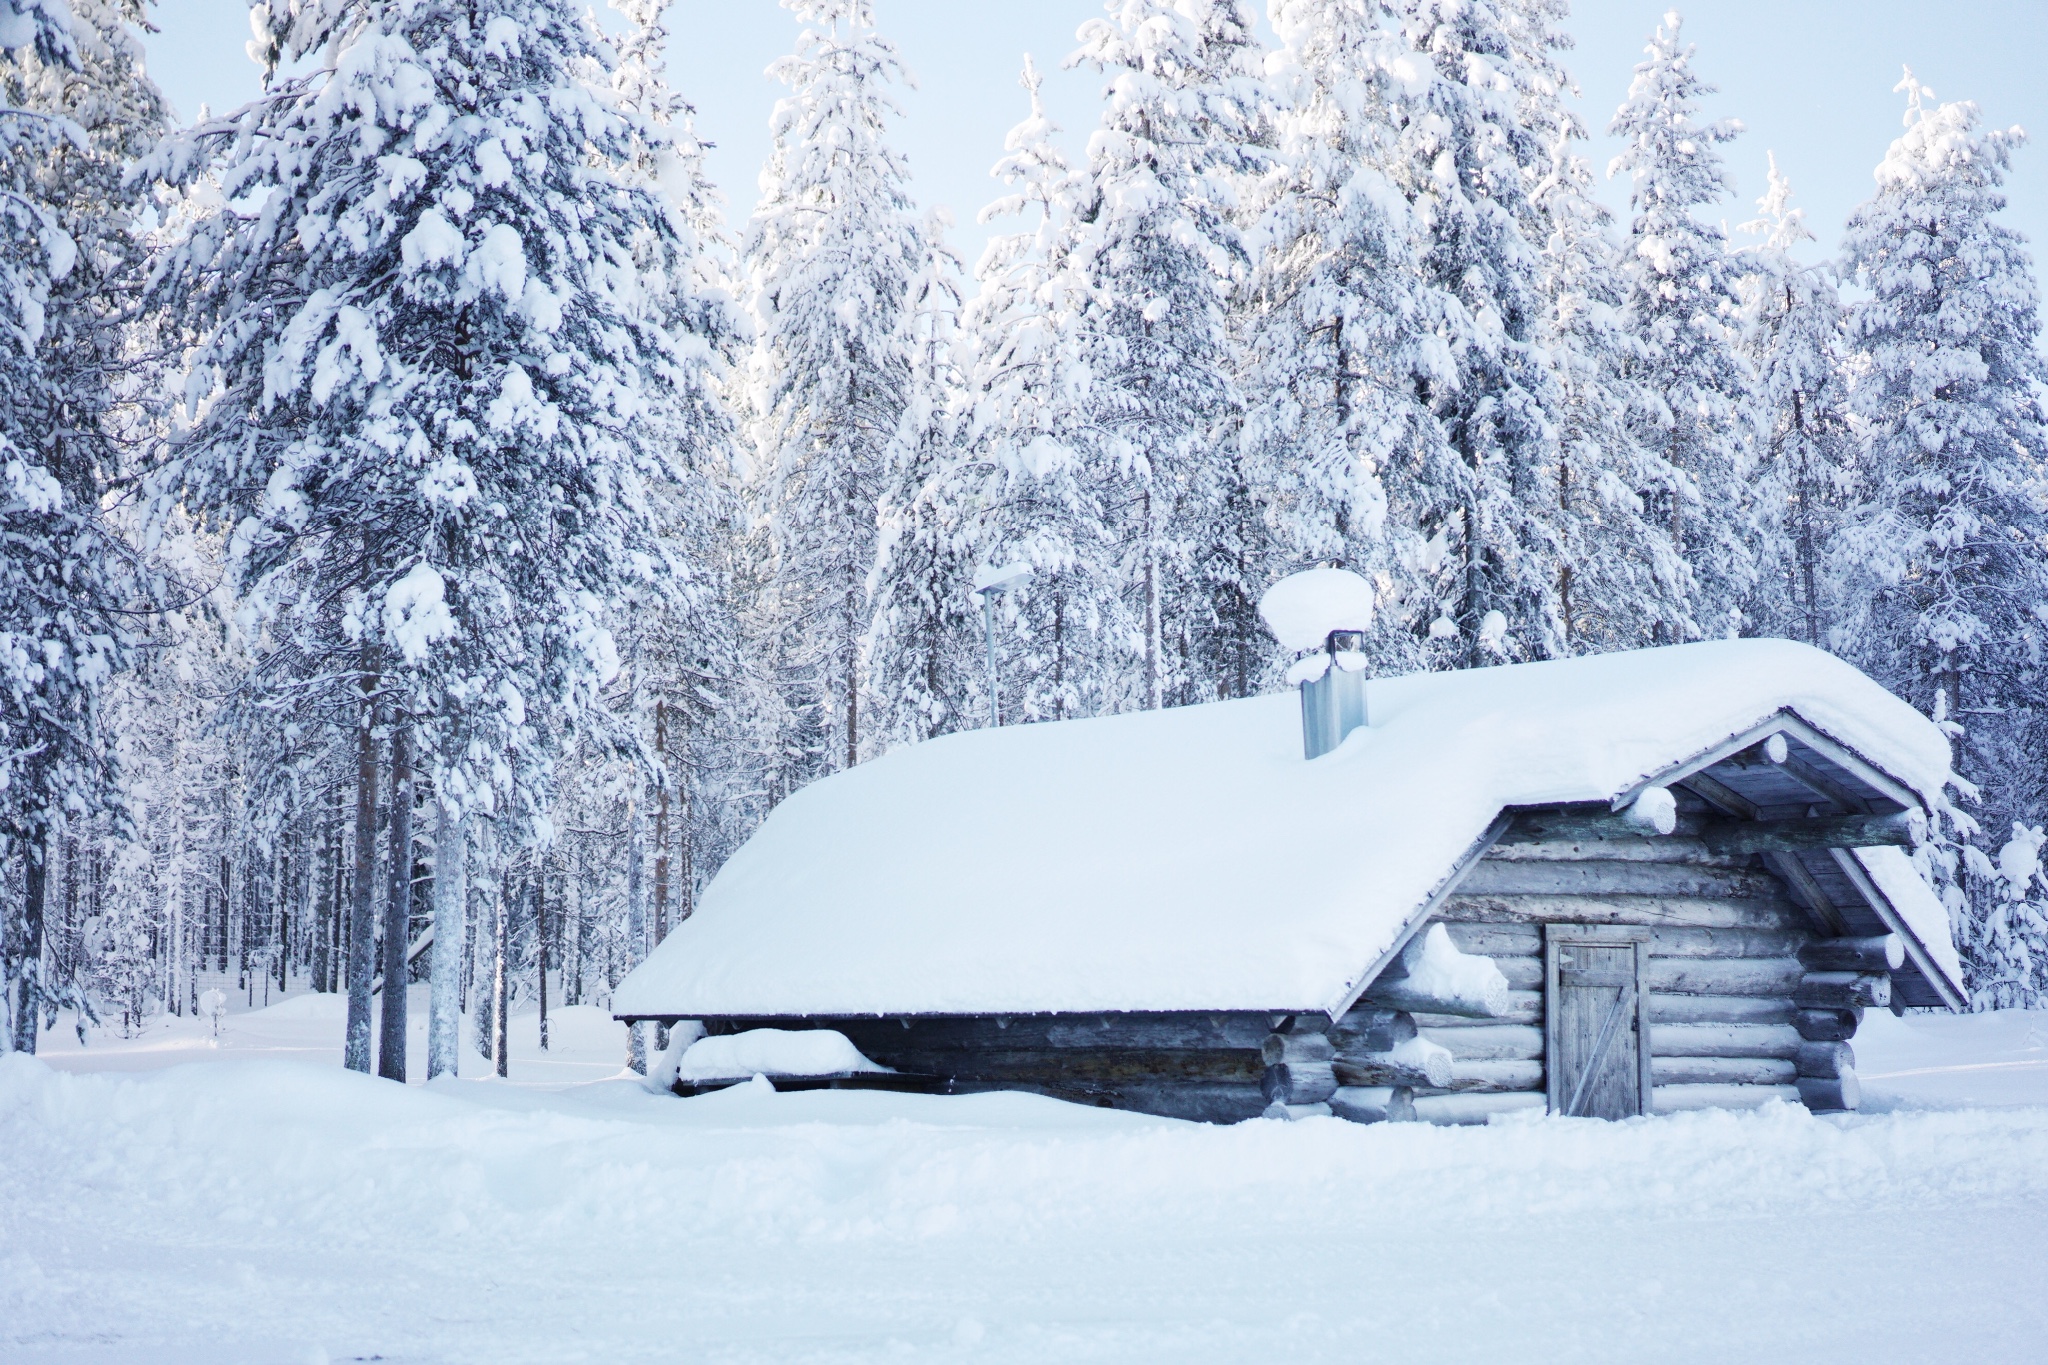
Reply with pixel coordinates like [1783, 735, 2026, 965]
[827, 1013, 1275, 1056]
[1646, 993, 1796, 1026]
[1262, 1061, 1337, 1105]
[1650, 1023, 1802, 1059]
[1439, 1058, 1545, 1092]
[1651, 1056, 1800, 1086]
[1440, 923, 1544, 956]
[1329, 1086, 1416, 1124]
[1701, 812, 1921, 856]
[1651, 1082, 1802, 1112]
[1420, 1023, 1545, 1061]
[1499, 809, 1919, 854]
[1447, 923, 1812, 961]
[1332, 1047, 1454, 1088]
[1458, 860, 1792, 900]
[1792, 1007, 1863, 1042]
[1643, 956, 1805, 998]
[1413, 990, 1542, 1028]
[1440, 893, 1805, 932]
[1648, 927, 1813, 959]
[1795, 1040, 1856, 1079]
[840, 1046, 1263, 1086]
[1797, 935, 1904, 973]
[1329, 1008, 1415, 1054]
[1492, 956, 1544, 990]
[1796, 1074, 1860, 1112]
[1484, 838, 1751, 867]
[1794, 972, 1891, 1010]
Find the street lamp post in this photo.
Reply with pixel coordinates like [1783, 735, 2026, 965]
[971, 562, 1033, 728]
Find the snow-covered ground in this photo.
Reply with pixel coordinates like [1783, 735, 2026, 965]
[4, 998, 2047, 1365]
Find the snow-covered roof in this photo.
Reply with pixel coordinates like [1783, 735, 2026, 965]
[614, 640, 1957, 1019]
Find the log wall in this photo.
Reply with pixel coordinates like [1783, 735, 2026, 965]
[707, 836, 1875, 1123]
[1426, 836, 1826, 1116]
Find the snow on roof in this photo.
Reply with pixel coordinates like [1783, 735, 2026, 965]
[1853, 846, 1967, 1000]
[614, 640, 1955, 1020]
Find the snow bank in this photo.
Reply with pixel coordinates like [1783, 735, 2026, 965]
[675, 1028, 887, 1081]
[614, 639, 1954, 1018]
[4, 1051, 2048, 1363]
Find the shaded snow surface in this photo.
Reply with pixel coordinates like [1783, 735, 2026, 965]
[4, 1000, 2047, 1364]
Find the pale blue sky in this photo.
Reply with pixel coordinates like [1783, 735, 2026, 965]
[144, 0, 2048, 277]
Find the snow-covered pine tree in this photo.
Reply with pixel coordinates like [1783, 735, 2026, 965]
[144, 0, 737, 1070]
[1836, 72, 2048, 1006]
[1736, 155, 1851, 647]
[959, 56, 1126, 724]
[1505, 0, 1688, 653]
[1241, 0, 1415, 624]
[1606, 8, 1755, 639]
[863, 212, 984, 745]
[1, 0, 163, 1052]
[1363, 0, 1570, 667]
[1064, 0, 1268, 707]
[744, 0, 925, 788]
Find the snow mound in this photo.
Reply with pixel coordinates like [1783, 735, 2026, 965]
[1397, 924, 1511, 1018]
[1257, 568, 1375, 652]
[676, 1029, 888, 1081]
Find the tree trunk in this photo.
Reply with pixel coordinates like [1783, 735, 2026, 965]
[11, 827, 47, 1054]
[536, 852, 550, 1053]
[428, 797, 466, 1079]
[568, 839, 584, 1005]
[1142, 486, 1161, 711]
[344, 662, 380, 1074]
[625, 785, 647, 1073]
[492, 873, 509, 1079]
[846, 595, 860, 767]
[378, 723, 413, 1081]
[654, 702, 669, 944]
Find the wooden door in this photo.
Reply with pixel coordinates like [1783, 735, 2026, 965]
[1544, 925, 1653, 1119]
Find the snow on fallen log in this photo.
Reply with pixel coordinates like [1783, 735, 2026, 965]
[1359, 923, 1511, 1019]
[674, 1028, 892, 1084]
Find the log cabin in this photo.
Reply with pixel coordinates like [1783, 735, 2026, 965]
[612, 636, 1966, 1124]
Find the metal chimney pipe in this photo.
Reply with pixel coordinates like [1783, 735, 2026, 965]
[1299, 629, 1369, 759]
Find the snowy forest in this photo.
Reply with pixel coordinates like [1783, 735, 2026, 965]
[3, 0, 2047, 1080]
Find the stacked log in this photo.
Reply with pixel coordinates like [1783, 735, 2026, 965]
[1786, 939, 1887, 1110]
[1438, 839, 1845, 1116]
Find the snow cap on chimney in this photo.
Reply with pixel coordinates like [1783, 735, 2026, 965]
[1259, 569, 1375, 759]
[1257, 567, 1375, 653]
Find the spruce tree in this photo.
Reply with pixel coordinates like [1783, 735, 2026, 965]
[1, 0, 163, 1051]
[1373, 0, 1570, 666]
[144, 0, 736, 1070]
[1837, 73, 2048, 1005]
[1240, 0, 1416, 668]
[960, 57, 1124, 723]
[1737, 156, 1851, 648]
[1064, 0, 1267, 707]
[744, 0, 925, 786]
[1606, 9, 1755, 639]
[864, 214, 982, 745]
[1508, 0, 1688, 653]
